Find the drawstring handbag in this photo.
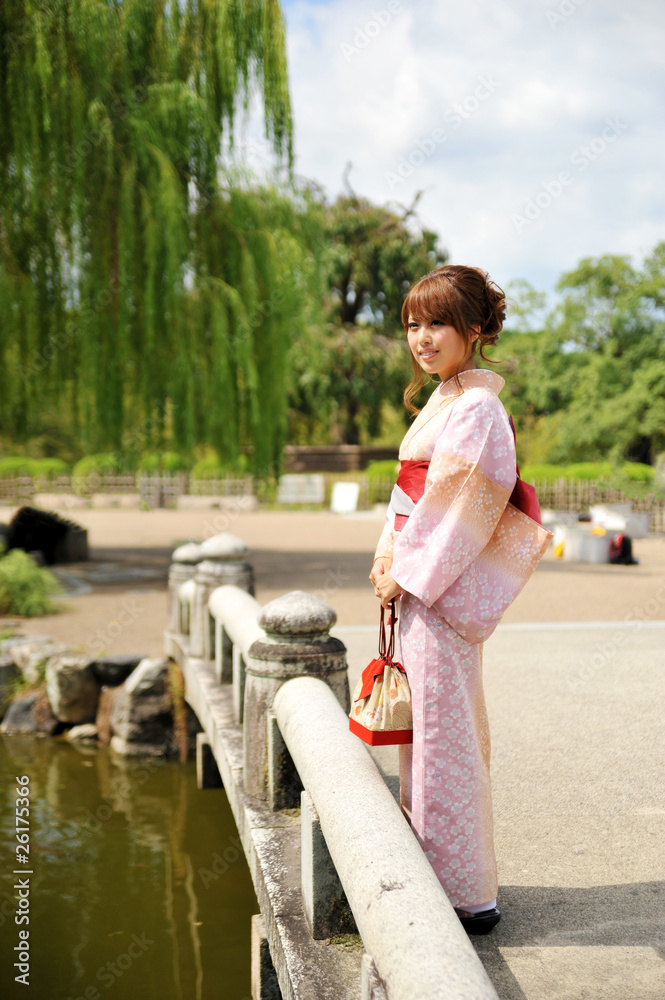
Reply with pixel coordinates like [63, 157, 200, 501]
[348, 599, 413, 746]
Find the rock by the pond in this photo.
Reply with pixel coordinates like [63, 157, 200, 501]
[96, 686, 122, 745]
[65, 723, 98, 742]
[0, 691, 61, 735]
[110, 657, 174, 755]
[90, 654, 144, 686]
[1, 635, 52, 658]
[46, 654, 101, 724]
[12, 641, 68, 685]
[109, 658, 202, 756]
[0, 655, 21, 719]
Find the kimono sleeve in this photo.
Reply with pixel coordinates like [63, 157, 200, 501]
[374, 508, 396, 562]
[390, 389, 517, 606]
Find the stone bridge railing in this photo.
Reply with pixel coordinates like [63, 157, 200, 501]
[164, 533, 498, 1000]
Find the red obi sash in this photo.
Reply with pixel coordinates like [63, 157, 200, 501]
[393, 460, 429, 531]
[393, 423, 543, 530]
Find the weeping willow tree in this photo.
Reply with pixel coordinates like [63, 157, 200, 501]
[0, 0, 302, 474]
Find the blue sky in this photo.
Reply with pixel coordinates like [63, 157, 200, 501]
[255, 0, 665, 304]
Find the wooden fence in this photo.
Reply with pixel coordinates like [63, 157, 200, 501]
[0, 473, 663, 532]
[0, 473, 254, 509]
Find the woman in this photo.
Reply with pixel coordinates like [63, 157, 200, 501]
[370, 264, 518, 935]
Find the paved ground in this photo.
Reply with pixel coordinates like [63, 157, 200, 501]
[339, 622, 665, 1000]
[3, 506, 664, 658]
[2, 505, 664, 999]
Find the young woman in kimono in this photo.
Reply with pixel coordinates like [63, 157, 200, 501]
[370, 264, 516, 935]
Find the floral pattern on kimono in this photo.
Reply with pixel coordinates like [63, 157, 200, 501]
[374, 368, 517, 908]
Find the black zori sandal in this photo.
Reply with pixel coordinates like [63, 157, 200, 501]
[454, 906, 501, 935]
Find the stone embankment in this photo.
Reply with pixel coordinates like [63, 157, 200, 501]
[0, 637, 200, 754]
[0, 530, 254, 754]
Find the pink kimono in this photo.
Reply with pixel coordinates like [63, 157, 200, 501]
[374, 368, 517, 908]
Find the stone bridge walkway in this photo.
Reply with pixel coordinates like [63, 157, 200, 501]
[3, 506, 663, 998]
[338, 620, 665, 1000]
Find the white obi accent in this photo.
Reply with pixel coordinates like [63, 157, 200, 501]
[390, 483, 416, 517]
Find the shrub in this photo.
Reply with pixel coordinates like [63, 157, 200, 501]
[520, 463, 567, 483]
[364, 459, 398, 504]
[619, 462, 655, 483]
[365, 459, 399, 481]
[32, 458, 70, 479]
[0, 550, 62, 616]
[191, 454, 249, 479]
[139, 451, 189, 473]
[72, 453, 121, 479]
[521, 462, 615, 483]
[0, 457, 39, 478]
[565, 462, 612, 481]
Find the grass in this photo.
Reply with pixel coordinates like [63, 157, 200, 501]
[0, 549, 63, 616]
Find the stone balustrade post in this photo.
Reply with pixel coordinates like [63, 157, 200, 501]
[243, 591, 349, 801]
[190, 533, 254, 659]
[167, 542, 202, 633]
[301, 790, 357, 939]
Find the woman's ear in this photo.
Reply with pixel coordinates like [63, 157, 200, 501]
[470, 324, 481, 343]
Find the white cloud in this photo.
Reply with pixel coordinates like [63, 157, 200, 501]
[276, 0, 665, 299]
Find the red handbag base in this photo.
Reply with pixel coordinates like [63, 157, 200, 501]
[349, 718, 414, 746]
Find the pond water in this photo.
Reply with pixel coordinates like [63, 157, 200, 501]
[0, 734, 257, 1000]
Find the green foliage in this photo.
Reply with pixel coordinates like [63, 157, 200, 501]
[521, 464, 568, 483]
[72, 453, 122, 478]
[497, 242, 665, 468]
[139, 452, 189, 472]
[191, 454, 249, 479]
[521, 462, 613, 483]
[0, 457, 37, 477]
[321, 188, 446, 328]
[0, 457, 69, 478]
[0, 0, 294, 476]
[365, 460, 400, 481]
[618, 462, 655, 483]
[565, 462, 613, 481]
[0, 550, 62, 616]
[289, 187, 447, 446]
[364, 459, 399, 502]
[33, 458, 70, 478]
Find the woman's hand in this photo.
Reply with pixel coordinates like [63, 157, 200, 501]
[374, 569, 403, 609]
[369, 556, 392, 589]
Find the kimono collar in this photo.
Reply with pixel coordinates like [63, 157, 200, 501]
[437, 368, 505, 399]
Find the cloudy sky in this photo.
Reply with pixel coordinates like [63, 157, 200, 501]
[248, 0, 664, 305]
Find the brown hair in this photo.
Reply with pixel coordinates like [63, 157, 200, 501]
[401, 264, 506, 414]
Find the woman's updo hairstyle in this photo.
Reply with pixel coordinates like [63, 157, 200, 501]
[401, 264, 506, 414]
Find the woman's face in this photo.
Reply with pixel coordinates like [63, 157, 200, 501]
[406, 315, 477, 383]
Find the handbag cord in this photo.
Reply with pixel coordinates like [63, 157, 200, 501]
[378, 598, 397, 663]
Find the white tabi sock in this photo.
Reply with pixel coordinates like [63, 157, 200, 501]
[458, 898, 497, 914]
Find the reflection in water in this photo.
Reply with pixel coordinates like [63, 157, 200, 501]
[0, 735, 257, 1000]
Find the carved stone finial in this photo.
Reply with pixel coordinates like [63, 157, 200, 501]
[172, 542, 202, 563]
[259, 591, 337, 637]
[199, 533, 249, 560]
